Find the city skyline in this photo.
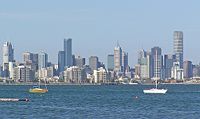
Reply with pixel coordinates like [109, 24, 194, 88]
[1, 0, 200, 66]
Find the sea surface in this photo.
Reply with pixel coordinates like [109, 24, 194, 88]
[0, 84, 200, 119]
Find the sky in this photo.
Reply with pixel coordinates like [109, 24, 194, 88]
[0, 0, 200, 67]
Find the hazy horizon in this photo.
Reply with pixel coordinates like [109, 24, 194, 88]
[1, 0, 200, 67]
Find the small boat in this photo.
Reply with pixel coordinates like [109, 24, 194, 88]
[29, 86, 48, 93]
[29, 79, 48, 93]
[143, 88, 167, 94]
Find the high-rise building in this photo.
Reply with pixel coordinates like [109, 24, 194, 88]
[2, 42, 14, 65]
[23, 52, 33, 63]
[114, 44, 122, 72]
[174, 31, 183, 68]
[38, 52, 48, 69]
[63, 66, 86, 83]
[138, 50, 151, 79]
[122, 51, 128, 72]
[93, 67, 107, 83]
[58, 51, 65, 72]
[107, 54, 114, 71]
[151, 47, 162, 79]
[183, 61, 193, 79]
[13, 65, 35, 82]
[89, 56, 99, 71]
[23, 52, 38, 71]
[74, 56, 85, 68]
[164, 54, 176, 79]
[2, 42, 14, 77]
[64, 38, 72, 67]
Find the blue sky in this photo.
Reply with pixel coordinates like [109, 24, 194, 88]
[0, 0, 200, 66]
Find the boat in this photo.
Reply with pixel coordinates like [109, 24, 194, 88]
[29, 79, 48, 93]
[143, 50, 167, 94]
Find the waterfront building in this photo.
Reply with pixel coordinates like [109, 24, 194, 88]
[164, 54, 176, 79]
[63, 66, 86, 83]
[107, 54, 114, 71]
[174, 31, 183, 68]
[93, 67, 107, 83]
[183, 61, 193, 79]
[58, 51, 65, 73]
[171, 62, 184, 80]
[38, 52, 48, 69]
[38, 66, 54, 80]
[151, 47, 163, 79]
[89, 56, 99, 72]
[64, 38, 72, 67]
[13, 65, 35, 82]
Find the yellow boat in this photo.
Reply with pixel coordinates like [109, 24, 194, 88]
[29, 87, 48, 93]
[29, 79, 48, 93]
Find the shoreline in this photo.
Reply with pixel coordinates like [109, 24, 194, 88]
[1, 82, 200, 86]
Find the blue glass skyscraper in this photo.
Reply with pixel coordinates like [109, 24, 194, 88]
[64, 38, 72, 67]
[58, 51, 65, 72]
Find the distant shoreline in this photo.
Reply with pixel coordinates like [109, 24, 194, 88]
[1, 82, 200, 86]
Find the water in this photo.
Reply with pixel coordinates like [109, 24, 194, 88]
[0, 84, 200, 119]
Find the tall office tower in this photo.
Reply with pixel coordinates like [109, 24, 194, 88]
[38, 52, 48, 69]
[74, 56, 85, 68]
[174, 31, 183, 68]
[64, 38, 72, 67]
[2, 42, 14, 77]
[2, 42, 14, 67]
[138, 50, 151, 79]
[164, 54, 176, 79]
[183, 61, 193, 79]
[122, 51, 128, 72]
[107, 54, 114, 71]
[151, 47, 162, 79]
[89, 56, 99, 72]
[58, 51, 65, 73]
[23, 52, 32, 63]
[114, 44, 122, 72]
[138, 49, 147, 64]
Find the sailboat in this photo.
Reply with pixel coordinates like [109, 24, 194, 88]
[143, 50, 167, 94]
[29, 78, 48, 93]
[143, 77, 167, 94]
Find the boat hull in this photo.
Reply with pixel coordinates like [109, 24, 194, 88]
[143, 88, 167, 94]
[29, 88, 48, 93]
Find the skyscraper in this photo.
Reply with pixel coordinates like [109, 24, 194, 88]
[122, 51, 128, 72]
[107, 54, 114, 71]
[174, 31, 183, 68]
[2, 42, 14, 77]
[58, 51, 65, 72]
[151, 47, 162, 79]
[89, 56, 99, 71]
[114, 44, 122, 72]
[183, 61, 193, 79]
[2, 42, 14, 66]
[164, 54, 176, 79]
[138, 50, 151, 79]
[64, 38, 72, 67]
[74, 56, 85, 68]
[38, 52, 48, 69]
